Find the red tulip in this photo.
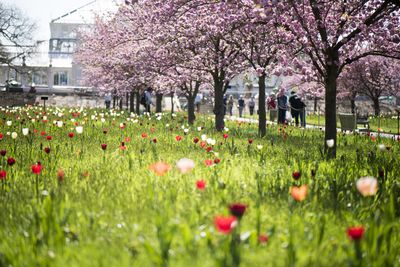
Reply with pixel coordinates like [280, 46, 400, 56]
[193, 137, 199, 143]
[292, 171, 301, 180]
[206, 146, 212, 152]
[214, 158, 221, 164]
[214, 216, 237, 234]
[176, 135, 182, 141]
[0, 150, 6, 156]
[152, 138, 157, 143]
[44, 147, 51, 154]
[204, 159, 213, 166]
[7, 157, 16, 166]
[0, 170, 6, 180]
[31, 164, 42, 175]
[141, 133, 147, 138]
[46, 135, 52, 141]
[57, 169, 65, 182]
[258, 234, 269, 244]
[101, 144, 107, 150]
[248, 139, 253, 144]
[40, 131, 46, 136]
[200, 141, 206, 148]
[347, 226, 365, 241]
[68, 132, 74, 138]
[229, 203, 247, 218]
[223, 133, 229, 139]
[196, 179, 206, 190]
[0, 133, 3, 140]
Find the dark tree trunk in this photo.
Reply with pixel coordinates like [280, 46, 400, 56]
[258, 74, 266, 137]
[126, 92, 129, 109]
[187, 95, 196, 125]
[171, 94, 174, 114]
[213, 76, 225, 131]
[119, 97, 123, 110]
[314, 97, 318, 113]
[113, 95, 116, 109]
[324, 55, 339, 159]
[135, 92, 140, 115]
[129, 92, 134, 113]
[373, 98, 380, 116]
[350, 99, 356, 114]
[156, 93, 163, 113]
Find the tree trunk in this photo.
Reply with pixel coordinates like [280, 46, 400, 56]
[213, 78, 225, 131]
[258, 74, 266, 137]
[126, 92, 129, 109]
[171, 94, 174, 114]
[350, 99, 356, 114]
[156, 93, 163, 113]
[119, 97, 123, 110]
[314, 97, 318, 113]
[187, 95, 196, 125]
[324, 59, 339, 159]
[129, 92, 134, 113]
[373, 98, 380, 116]
[113, 95, 116, 109]
[135, 92, 140, 115]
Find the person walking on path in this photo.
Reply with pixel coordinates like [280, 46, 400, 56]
[267, 93, 277, 110]
[194, 93, 203, 113]
[289, 91, 306, 127]
[142, 88, 153, 113]
[227, 95, 234, 116]
[277, 91, 288, 124]
[104, 93, 112, 109]
[238, 95, 245, 118]
[248, 96, 255, 116]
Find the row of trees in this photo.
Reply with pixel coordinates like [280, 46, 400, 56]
[75, 0, 400, 158]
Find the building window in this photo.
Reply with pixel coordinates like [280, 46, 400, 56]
[31, 70, 48, 85]
[54, 71, 68, 86]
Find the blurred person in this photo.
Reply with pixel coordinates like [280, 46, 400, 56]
[238, 95, 245, 118]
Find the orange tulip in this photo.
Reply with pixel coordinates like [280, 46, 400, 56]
[149, 162, 171, 176]
[290, 185, 308, 201]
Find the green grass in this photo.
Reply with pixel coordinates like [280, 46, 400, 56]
[0, 107, 399, 267]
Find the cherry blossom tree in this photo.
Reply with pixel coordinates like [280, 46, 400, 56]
[339, 57, 400, 116]
[268, 0, 400, 157]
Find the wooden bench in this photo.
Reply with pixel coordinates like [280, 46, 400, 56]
[338, 113, 369, 132]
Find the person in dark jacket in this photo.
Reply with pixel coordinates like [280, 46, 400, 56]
[277, 91, 287, 124]
[289, 91, 306, 127]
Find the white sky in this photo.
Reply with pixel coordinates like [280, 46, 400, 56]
[3, 0, 99, 41]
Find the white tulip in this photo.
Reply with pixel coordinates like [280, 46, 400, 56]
[201, 134, 207, 141]
[57, 121, 63, 128]
[197, 127, 202, 131]
[378, 144, 386, 151]
[76, 126, 83, 134]
[6, 121, 12, 126]
[11, 132, 18, 139]
[257, 145, 263, 150]
[184, 128, 189, 133]
[22, 128, 29, 135]
[326, 139, 334, 148]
